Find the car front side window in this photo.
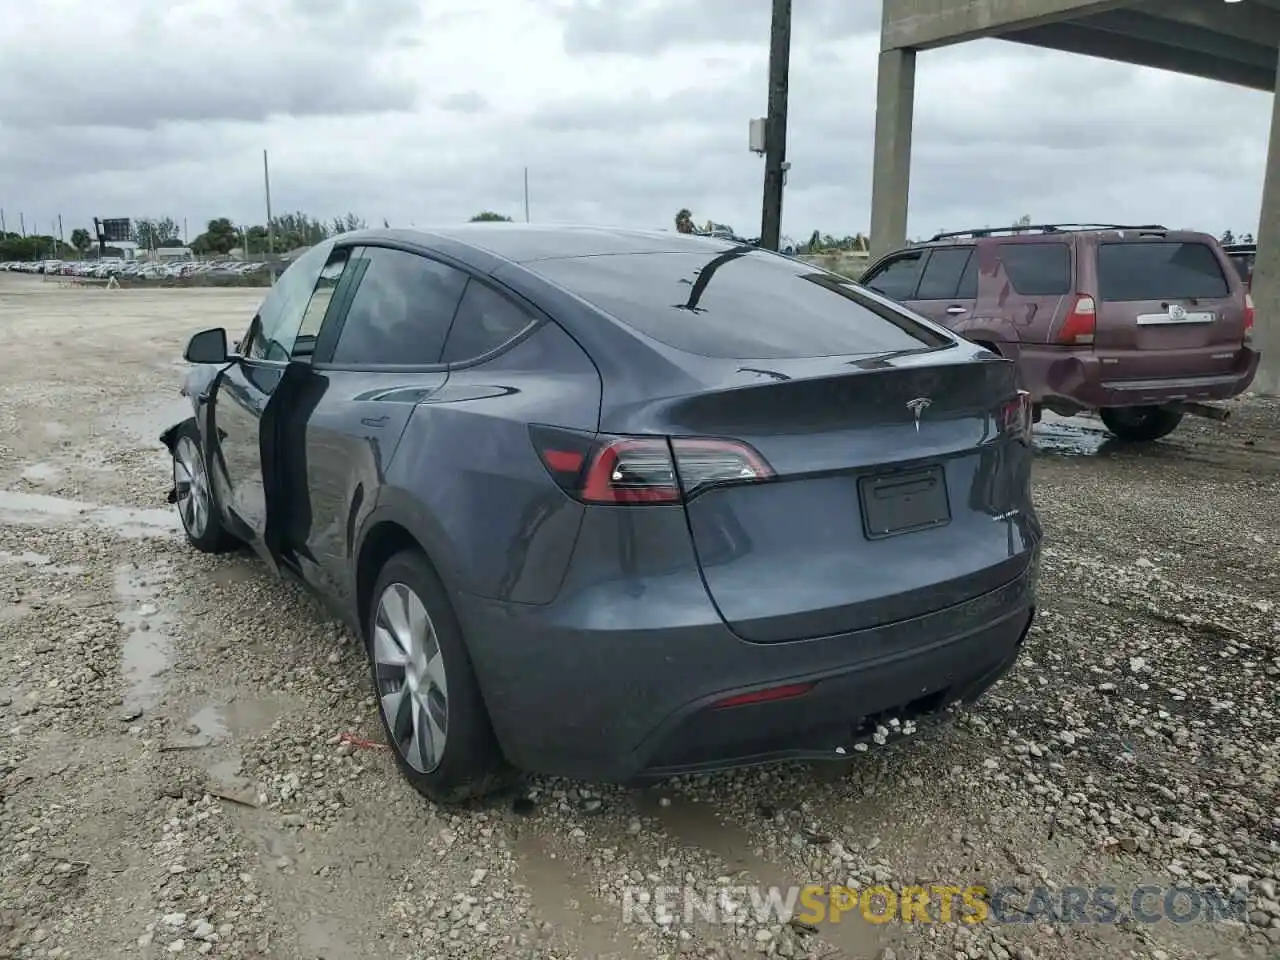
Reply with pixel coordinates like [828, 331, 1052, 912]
[243, 241, 335, 362]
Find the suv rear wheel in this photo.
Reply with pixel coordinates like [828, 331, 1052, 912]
[1099, 406, 1183, 442]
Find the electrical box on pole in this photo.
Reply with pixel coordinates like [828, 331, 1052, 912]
[749, 117, 767, 154]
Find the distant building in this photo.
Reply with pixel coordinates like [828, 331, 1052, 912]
[151, 246, 193, 260]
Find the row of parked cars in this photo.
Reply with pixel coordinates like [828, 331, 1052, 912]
[1, 258, 271, 280]
[857, 224, 1259, 441]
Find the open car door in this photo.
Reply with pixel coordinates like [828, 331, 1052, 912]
[204, 242, 338, 573]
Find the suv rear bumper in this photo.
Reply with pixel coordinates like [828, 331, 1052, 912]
[1017, 345, 1259, 410]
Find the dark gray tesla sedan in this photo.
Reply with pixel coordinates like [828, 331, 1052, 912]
[161, 225, 1041, 804]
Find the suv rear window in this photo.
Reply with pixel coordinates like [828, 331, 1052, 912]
[530, 251, 948, 359]
[996, 243, 1071, 296]
[1097, 242, 1229, 301]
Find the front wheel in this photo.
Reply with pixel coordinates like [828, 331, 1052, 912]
[1098, 406, 1184, 442]
[171, 422, 237, 553]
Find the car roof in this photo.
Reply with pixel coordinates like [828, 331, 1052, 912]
[333, 224, 743, 266]
[910, 224, 1218, 251]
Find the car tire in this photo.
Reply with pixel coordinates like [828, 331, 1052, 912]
[1098, 406, 1184, 442]
[171, 422, 237, 553]
[365, 549, 510, 805]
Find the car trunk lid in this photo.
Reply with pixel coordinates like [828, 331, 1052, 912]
[1089, 238, 1246, 378]
[652, 352, 1036, 644]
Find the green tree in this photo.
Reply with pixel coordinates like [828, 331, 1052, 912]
[674, 209, 694, 234]
[70, 228, 92, 253]
[331, 213, 368, 235]
[190, 218, 240, 255]
[0, 233, 71, 260]
[136, 217, 182, 249]
[1014, 214, 1033, 228]
[1221, 229, 1236, 245]
[470, 211, 512, 222]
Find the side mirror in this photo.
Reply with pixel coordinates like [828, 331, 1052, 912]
[184, 328, 229, 364]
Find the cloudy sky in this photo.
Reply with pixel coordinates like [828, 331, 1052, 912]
[0, 0, 1272, 244]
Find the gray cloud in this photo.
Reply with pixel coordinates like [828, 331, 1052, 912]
[0, 0, 422, 130]
[441, 91, 491, 115]
[0, 0, 1270, 247]
[554, 0, 880, 56]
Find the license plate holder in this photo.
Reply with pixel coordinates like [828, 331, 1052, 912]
[859, 465, 950, 539]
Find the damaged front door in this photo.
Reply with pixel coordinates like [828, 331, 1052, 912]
[208, 241, 336, 573]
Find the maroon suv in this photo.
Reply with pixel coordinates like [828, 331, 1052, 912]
[860, 224, 1259, 441]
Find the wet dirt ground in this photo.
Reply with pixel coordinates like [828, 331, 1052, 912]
[0, 272, 1277, 960]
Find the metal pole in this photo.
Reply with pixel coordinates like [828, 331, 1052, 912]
[0, 209, 5, 234]
[524, 167, 530, 223]
[263, 149, 275, 258]
[58, 214, 64, 246]
[759, 0, 791, 251]
[20, 213, 26, 237]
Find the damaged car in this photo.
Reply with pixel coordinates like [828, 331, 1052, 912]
[161, 225, 1041, 804]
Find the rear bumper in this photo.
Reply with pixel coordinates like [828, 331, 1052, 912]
[455, 560, 1038, 783]
[1016, 345, 1259, 411]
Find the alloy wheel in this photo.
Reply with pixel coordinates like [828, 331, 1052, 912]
[373, 582, 449, 773]
[173, 435, 209, 539]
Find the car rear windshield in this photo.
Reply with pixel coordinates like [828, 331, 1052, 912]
[530, 251, 948, 359]
[1097, 242, 1230, 301]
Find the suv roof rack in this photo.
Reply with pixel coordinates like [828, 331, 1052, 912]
[928, 223, 1169, 242]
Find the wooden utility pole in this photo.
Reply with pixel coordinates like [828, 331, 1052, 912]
[759, 0, 791, 251]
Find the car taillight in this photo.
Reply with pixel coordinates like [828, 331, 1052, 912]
[998, 390, 1033, 444]
[1244, 292, 1254, 343]
[529, 425, 774, 505]
[1057, 294, 1096, 345]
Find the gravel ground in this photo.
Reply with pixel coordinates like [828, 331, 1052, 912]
[0, 271, 1277, 960]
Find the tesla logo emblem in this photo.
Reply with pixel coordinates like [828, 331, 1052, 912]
[1168, 304, 1187, 321]
[906, 397, 932, 431]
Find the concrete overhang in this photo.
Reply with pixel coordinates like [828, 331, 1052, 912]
[883, 0, 1280, 91]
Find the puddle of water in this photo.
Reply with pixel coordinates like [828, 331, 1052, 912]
[636, 791, 893, 958]
[20, 462, 62, 485]
[0, 602, 32, 624]
[0, 490, 178, 539]
[1033, 412, 1111, 457]
[0, 550, 52, 566]
[182, 695, 288, 786]
[114, 565, 176, 712]
[512, 832, 641, 958]
[209, 557, 258, 588]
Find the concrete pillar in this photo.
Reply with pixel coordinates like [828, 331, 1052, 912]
[869, 47, 917, 262]
[1251, 55, 1280, 396]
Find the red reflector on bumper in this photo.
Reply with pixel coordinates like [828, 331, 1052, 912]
[712, 682, 815, 709]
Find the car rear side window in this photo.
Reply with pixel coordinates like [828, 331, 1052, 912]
[916, 248, 974, 300]
[441, 280, 535, 364]
[1097, 242, 1231, 302]
[862, 251, 924, 300]
[531, 250, 947, 359]
[329, 247, 469, 366]
[997, 243, 1071, 296]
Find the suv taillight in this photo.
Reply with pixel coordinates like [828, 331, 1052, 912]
[1244, 292, 1255, 343]
[1057, 294, 1096, 345]
[529, 425, 774, 504]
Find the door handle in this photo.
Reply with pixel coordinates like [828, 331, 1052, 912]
[945, 305, 968, 316]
